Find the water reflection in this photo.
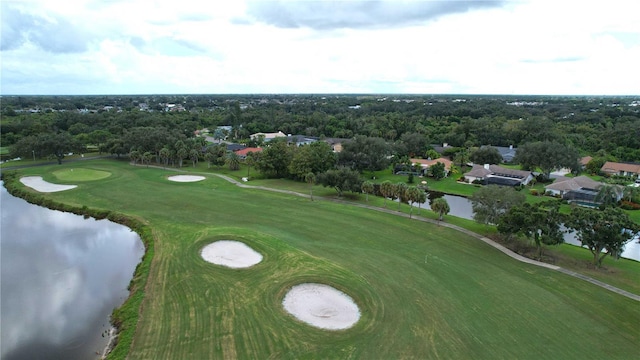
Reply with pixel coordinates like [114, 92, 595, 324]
[1, 184, 144, 360]
[415, 191, 640, 261]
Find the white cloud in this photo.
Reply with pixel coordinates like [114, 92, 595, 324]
[1, 0, 639, 95]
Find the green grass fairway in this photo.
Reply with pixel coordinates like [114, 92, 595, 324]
[52, 168, 111, 181]
[10, 160, 640, 360]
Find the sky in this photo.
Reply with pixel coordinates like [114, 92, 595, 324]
[1, 0, 639, 95]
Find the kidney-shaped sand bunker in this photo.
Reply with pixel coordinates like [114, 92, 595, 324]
[283, 283, 360, 330]
[168, 175, 206, 182]
[201, 240, 263, 268]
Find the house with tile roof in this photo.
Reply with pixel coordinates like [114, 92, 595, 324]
[464, 164, 533, 186]
[600, 161, 640, 177]
[545, 175, 621, 205]
[234, 147, 262, 159]
[411, 158, 454, 177]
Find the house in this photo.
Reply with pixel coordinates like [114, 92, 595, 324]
[492, 145, 517, 163]
[226, 143, 246, 152]
[545, 175, 621, 205]
[464, 164, 533, 186]
[411, 158, 453, 177]
[580, 156, 593, 168]
[431, 143, 453, 155]
[600, 161, 640, 178]
[286, 135, 318, 146]
[234, 147, 262, 159]
[250, 131, 286, 142]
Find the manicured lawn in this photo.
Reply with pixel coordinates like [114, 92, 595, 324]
[6, 159, 640, 360]
[52, 167, 112, 181]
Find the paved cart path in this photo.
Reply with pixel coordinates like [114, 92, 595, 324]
[213, 173, 640, 302]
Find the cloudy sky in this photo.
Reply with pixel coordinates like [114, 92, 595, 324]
[1, 0, 639, 95]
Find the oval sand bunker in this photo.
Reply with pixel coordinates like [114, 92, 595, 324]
[201, 240, 263, 268]
[283, 283, 360, 330]
[168, 175, 205, 182]
[20, 176, 77, 193]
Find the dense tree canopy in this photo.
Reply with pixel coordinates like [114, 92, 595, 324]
[470, 185, 526, 225]
[565, 207, 640, 267]
[513, 141, 581, 179]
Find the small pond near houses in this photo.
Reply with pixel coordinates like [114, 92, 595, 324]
[418, 191, 640, 262]
[0, 183, 144, 360]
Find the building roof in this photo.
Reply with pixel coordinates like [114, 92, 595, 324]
[489, 145, 517, 162]
[250, 131, 286, 140]
[600, 161, 640, 175]
[580, 156, 593, 166]
[464, 164, 531, 180]
[226, 143, 245, 152]
[545, 175, 603, 192]
[411, 158, 453, 171]
[234, 147, 262, 157]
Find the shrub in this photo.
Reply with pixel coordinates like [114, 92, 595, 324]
[620, 201, 640, 210]
[530, 189, 539, 196]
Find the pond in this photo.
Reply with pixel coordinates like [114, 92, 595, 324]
[0, 183, 144, 360]
[417, 191, 640, 262]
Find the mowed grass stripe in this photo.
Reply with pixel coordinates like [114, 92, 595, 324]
[13, 160, 640, 359]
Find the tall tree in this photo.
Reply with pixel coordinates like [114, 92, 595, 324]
[289, 141, 336, 180]
[338, 136, 391, 173]
[226, 152, 240, 171]
[380, 180, 393, 208]
[595, 185, 622, 208]
[430, 162, 446, 180]
[316, 167, 363, 197]
[395, 182, 409, 211]
[431, 197, 450, 221]
[470, 146, 502, 165]
[498, 202, 564, 259]
[513, 141, 580, 179]
[255, 140, 293, 178]
[304, 172, 316, 201]
[565, 207, 640, 267]
[470, 185, 526, 225]
[361, 181, 374, 202]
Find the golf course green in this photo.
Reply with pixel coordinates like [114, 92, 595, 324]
[5, 160, 639, 359]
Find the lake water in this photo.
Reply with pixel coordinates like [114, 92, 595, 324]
[0, 184, 144, 360]
[417, 192, 640, 262]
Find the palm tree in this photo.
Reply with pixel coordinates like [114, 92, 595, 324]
[159, 146, 170, 169]
[129, 149, 140, 165]
[380, 181, 393, 208]
[189, 149, 199, 167]
[406, 186, 422, 218]
[226, 152, 240, 171]
[395, 182, 408, 211]
[431, 197, 450, 222]
[361, 181, 374, 202]
[142, 151, 152, 167]
[304, 172, 316, 201]
[595, 184, 622, 208]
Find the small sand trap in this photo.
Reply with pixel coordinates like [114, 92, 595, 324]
[168, 175, 205, 182]
[282, 283, 360, 330]
[20, 176, 77, 193]
[201, 240, 263, 268]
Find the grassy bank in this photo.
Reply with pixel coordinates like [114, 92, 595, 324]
[4, 159, 639, 359]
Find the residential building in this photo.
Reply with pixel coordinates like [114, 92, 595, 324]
[411, 158, 453, 177]
[464, 164, 533, 186]
[600, 161, 640, 177]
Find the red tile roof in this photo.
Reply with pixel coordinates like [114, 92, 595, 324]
[235, 147, 262, 157]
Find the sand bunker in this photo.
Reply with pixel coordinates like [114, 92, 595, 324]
[19, 176, 77, 193]
[168, 175, 205, 182]
[201, 240, 263, 268]
[282, 283, 360, 330]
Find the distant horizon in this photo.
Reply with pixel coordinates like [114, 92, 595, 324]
[2, 93, 639, 98]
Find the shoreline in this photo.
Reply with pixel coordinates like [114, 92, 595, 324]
[101, 326, 118, 359]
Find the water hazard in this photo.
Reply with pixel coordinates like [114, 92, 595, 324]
[0, 184, 144, 360]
